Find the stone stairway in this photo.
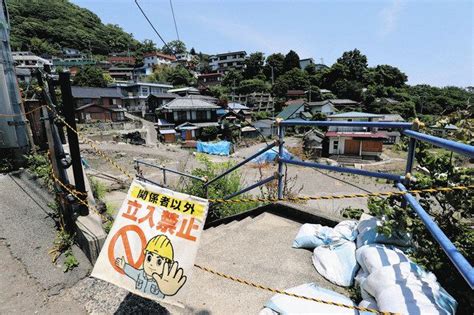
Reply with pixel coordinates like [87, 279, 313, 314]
[176, 211, 351, 314]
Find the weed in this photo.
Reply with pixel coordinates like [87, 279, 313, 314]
[90, 178, 107, 200]
[63, 249, 79, 272]
[25, 153, 53, 190]
[49, 229, 75, 263]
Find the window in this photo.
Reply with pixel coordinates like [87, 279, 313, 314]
[177, 111, 187, 121]
[333, 140, 339, 151]
[196, 111, 207, 120]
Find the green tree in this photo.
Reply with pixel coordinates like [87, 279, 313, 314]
[263, 53, 285, 82]
[222, 69, 244, 88]
[72, 65, 108, 87]
[283, 50, 300, 72]
[162, 40, 186, 55]
[371, 65, 407, 88]
[138, 39, 157, 54]
[167, 65, 195, 86]
[237, 79, 269, 94]
[243, 52, 265, 79]
[272, 68, 310, 98]
[336, 49, 369, 82]
[189, 47, 196, 55]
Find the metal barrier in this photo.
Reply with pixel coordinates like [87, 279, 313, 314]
[134, 118, 473, 288]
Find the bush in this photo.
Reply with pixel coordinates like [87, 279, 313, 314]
[182, 154, 259, 220]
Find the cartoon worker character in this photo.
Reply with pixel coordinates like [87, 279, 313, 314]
[115, 235, 187, 298]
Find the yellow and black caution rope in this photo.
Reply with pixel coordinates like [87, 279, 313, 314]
[194, 264, 397, 314]
[0, 105, 46, 117]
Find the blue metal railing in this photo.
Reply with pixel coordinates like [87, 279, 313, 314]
[136, 118, 474, 288]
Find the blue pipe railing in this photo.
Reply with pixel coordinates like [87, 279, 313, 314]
[403, 129, 474, 158]
[281, 158, 404, 182]
[136, 118, 473, 288]
[397, 183, 474, 289]
[280, 119, 413, 129]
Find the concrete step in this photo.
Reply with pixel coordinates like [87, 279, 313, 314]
[181, 212, 350, 314]
[201, 216, 255, 248]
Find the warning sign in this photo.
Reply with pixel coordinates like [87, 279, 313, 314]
[91, 179, 209, 305]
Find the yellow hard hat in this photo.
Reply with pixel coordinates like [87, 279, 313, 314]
[144, 235, 174, 261]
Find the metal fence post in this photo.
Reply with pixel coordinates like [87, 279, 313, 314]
[405, 138, 417, 178]
[162, 167, 167, 187]
[277, 121, 285, 199]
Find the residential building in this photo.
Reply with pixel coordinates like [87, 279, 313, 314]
[12, 51, 52, 69]
[75, 104, 125, 123]
[379, 114, 405, 144]
[71, 86, 123, 108]
[306, 100, 337, 116]
[143, 51, 176, 68]
[185, 94, 219, 104]
[107, 54, 136, 65]
[325, 111, 387, 157]
[147, 93, 179, 113]
[52, 58, 96, 69]
[220, 102, 252, 122]
[15, 68, 32, 83]
[197, 72, 223, 87]
[299, 58, 314, 69]
[320, 99, 360, 110]
[303, 129, 325, 158]
[167, 87, 200, 96]
[230, 92, 274, 113]
[157, 98, 220, 125]
[107, 67, 134, 82]
[253, 119, 277, 137]
[277, 101, 306, 120]
[71, 86, 125, 123]
[110, 82, 173, 116]
[209, 51, 247, 74]
[286, 90, 306, 100]
[61, 48, 82, 58]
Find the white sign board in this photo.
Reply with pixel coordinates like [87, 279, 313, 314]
[92, 179, 208, 306]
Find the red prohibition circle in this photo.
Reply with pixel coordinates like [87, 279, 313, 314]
[108, 224, 147, 274]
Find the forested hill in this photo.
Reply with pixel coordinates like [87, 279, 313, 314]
[6, 0, 140, 56]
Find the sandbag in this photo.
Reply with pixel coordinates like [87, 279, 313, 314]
[292, 223, 340, 249]
[334, 220, 359, 241]
[354, 269, 373, 301]
[356, 213, 410, 248]
[292, 220, 358, 249]
[355, 244, 411, 274]
[363, 263, 457, 315]
[312, 240, 359, 287]
[358, 298, 379, 315]
[264, 283, 358, 315]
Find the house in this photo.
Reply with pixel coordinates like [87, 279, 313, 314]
[71, 86, 123, 108]
[12, 51, 52, 69]
[75, 104, 125, 123]
[303, 129, 325, 158]
[241, 126, 259, 138]
[325, 112, 387, 157]
[227, 102, 252, 121]
[107, 67, 134, 81]
[167, 87, 200, 96]
[306, 100, 337, 116]
[143, 52, 176, 68]
[325, 99, 360, 110]
[184, 94, 219, 104]
[209, 51, 247, 74]
[379, 114, 405, 144]
[253, 119, 277, 137]
[197, 72, 223, 87]
[277, 100, 306, 120]
[61, 48, 83, 58]
[110, 82, 173, 116]
[286, 90, 306, 100]
[299, 58, 314, 69]
[15, 68, 32, 83]
[107, 54, 136, 65]
[147, 93, 179, 113]
[156, 98, 220, 139]
[230, 92, 275, 113]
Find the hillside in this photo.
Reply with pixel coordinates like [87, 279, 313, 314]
[6, 0, 140, 56]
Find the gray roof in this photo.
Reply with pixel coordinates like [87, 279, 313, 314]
[149, 92, 179, 99]
[328, 111, 383, 119]
[72, 86, 122, 99]
[75, 103, 125, 112]
[380, 114, 405, 122]
[162, 98, 220, 110]
[253, 119, 275, 127]
[327, 99, 359, 105]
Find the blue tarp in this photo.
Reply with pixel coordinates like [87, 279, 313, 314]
[251, 147, 295, 164]
[197, 141, 232, 156]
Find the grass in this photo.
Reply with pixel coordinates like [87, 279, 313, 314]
[89, 177, 108, 200]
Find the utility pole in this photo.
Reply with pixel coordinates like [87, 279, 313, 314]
[0, 0, 30, 157]
[270, 65, 274, 86]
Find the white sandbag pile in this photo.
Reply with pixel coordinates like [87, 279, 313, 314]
[357, 213, 411, 248]
[261, 283, 358, 315]
[293, 220, 359, 287]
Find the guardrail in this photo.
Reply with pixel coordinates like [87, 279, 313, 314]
[136, 118, 473, 288]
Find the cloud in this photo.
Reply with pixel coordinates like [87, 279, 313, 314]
[379, 0, 404, 37]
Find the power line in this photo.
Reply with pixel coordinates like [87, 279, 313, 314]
[169, 0, 180, 41]
[134, 0, 175, 57]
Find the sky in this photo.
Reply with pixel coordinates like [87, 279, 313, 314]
[71, 0, 473, 87]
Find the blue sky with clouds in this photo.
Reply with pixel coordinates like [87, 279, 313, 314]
[72, 0, 473, 87]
